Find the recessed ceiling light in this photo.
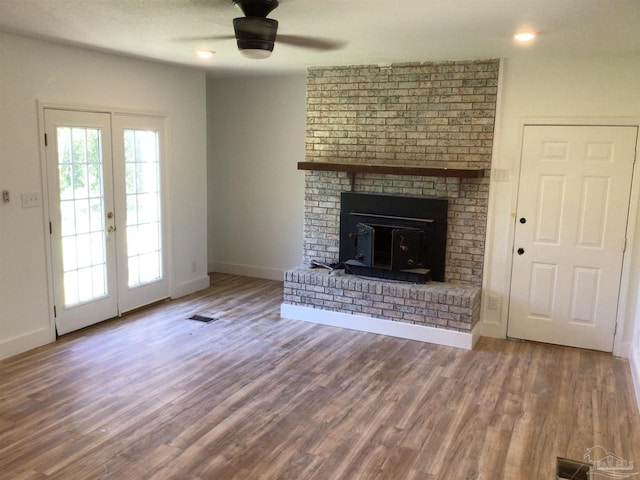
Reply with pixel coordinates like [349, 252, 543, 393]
[197, 50, 215, 58]
[514, 32, 536, 42]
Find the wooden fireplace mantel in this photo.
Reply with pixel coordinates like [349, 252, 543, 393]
[297, 161, 486, 178]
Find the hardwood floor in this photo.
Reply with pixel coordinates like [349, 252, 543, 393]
[1, 273, 639, 479]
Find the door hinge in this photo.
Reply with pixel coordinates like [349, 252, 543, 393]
[44, 133, 48, 147]
[49, 221, 52, 235]
[53, 305, 57, 318]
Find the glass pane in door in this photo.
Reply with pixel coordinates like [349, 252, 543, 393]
[123, 129, 162, 287]
[57, 126, 107, 306]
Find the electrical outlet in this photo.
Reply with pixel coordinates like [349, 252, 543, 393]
[21, 192, 41, 208]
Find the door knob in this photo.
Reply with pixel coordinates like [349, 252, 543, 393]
[517, 247, 525, 255]
[106, 225, 116, 234]
[519, 217, 526, 224]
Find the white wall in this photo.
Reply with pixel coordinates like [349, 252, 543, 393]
[206, 75, 305, 280]
[481, 54, 640, 357]
[0, 32, 209, 359]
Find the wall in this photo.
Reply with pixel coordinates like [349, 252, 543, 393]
[481, 54, 640, 361]
[0, 32, 209, 360]
[206, 75, 306, 280]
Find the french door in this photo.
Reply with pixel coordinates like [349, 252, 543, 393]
[44, 109, 168, 335]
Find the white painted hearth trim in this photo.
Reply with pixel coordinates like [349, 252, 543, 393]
[281, 303, 480, 350]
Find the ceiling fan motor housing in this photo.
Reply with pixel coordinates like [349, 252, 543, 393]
[233, 17, 278, 53]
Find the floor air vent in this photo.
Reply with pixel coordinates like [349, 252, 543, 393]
[557, 457, 590, 479]
[188, 315, 217, 323]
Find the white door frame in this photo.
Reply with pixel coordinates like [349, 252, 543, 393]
[502, 117, 640, 357]
[38, 101, 173, 337]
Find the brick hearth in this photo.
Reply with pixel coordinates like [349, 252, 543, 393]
[284, 266, 480, 332]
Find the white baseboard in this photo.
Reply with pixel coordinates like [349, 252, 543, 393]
[211, 262, 284, 281]
[630, 342, 640, 415]
[0, 327, 55, 361]
[613, 340, 630, 359]
[280, 303, 479, 350]
[172, 275, 211, 299]
[477, 319, 505, 340]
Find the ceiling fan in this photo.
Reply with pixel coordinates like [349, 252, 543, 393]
[228, 0, 345, 59]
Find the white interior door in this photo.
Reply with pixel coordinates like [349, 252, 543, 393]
[45, 109, 169, 335]
[507, 125, 637, 351]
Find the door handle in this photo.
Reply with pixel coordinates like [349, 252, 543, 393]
[106, 225, 116, 234]
[517, 247, 525, 255]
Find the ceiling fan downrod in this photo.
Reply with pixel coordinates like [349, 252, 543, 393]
[232, 0, 279, 18]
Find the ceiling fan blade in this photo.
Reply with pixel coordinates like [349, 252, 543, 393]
[174, 34, 236, 42]
[276, 35, 347, 51]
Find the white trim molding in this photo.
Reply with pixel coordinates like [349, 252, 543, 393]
[172, 275, 211, 299]
[280, 303, 480, 350]
[211, 261, 284, 282]
[0, 327, 55, 361]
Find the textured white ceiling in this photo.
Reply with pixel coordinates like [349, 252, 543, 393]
[0, 0, 638, 77]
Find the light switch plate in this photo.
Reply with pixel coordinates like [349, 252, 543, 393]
[487, 294, 501, 310]
[21, 192, 41, 208]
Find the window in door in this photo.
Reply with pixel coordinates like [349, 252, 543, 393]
[57, 125, 108, 306]
[124, 129, 162, 287]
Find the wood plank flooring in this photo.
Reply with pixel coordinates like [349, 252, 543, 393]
[1, 273, 639, 479]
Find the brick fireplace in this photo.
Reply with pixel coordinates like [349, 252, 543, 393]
[281, 59, 499, 349]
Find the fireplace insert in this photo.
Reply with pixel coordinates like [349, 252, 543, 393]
[339, 193, 448, 283]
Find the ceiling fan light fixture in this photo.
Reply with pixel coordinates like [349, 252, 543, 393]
[240, 48, 273, 59]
